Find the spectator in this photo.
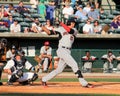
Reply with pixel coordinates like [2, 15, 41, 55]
[110, 16, 119, 30]
[6, 3, 16, 15]
[116, 15, 120, 28]
[4, 15, 14, 28]
[6, 45, 16, 61]
[94, 2, 100, 13]
[0, 5, 8, 19]
[101, 51, 116, 73]
[16, 1, 29, 15]
[38, 0, 46, 20]
[75, 5, 88, 21]
[81, 51, 97, 73]
[115, 52, 120, 71]
[10, 20, 21, 33]
[83, 2, 91, 14]
[30, 18, 42, 33]
[87, 0, 95, 7]
[30, 0, 38, 9]
[46, 0, 56, 22]
[83, 19, 94, 34]
[39, 41, 52, 72]
[62, 2, 74, 20]
[44, 19, 54, 30]
[93, 20, 102, 34]
[88, 6, 100, 21]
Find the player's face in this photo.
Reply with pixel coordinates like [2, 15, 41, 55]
[15, 55, 21, 61]
[45, 45, 49, 50]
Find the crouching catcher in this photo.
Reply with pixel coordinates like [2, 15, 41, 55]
[3, 52, 39, 85]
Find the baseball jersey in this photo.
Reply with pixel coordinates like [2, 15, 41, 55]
[4, 59, 32, 71]
[6, 50, 15, 60]
[40, 46, 52, 56]
[54, 26, 78, 48]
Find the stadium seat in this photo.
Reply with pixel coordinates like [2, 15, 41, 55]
[78, 23, 85, 33]
[19, 22, 30, 27]
[112, 10, 120, 15]
[103, 19, 112, 24]
[107, 15, 115, 20]
[1, 17, 8, 21]
[114, 28, 120, 34]
[29, 9, 38, 13]
[11, 13, 21, 17]
[100, 14, 106, 19]
[31, 13, 40, 18]
[14, 17, 24, 22]
[0, 27, 8, 32]
[24, 17, 33, 23]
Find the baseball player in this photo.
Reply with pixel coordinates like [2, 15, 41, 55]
[39, 41, 52, 72]
[4, 51, 38, 85]
[6, 45, 16, 61]
[101, 51, 116, 73]
[115, 52, 120, 71]
[81, 51, 97, 73]
[0, 38, 7, 85]
[41, 19, 94, 88]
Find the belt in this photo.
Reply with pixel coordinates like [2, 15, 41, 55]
[62, 46, 71, 50]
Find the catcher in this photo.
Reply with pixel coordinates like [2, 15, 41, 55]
[3, 50, 40, 85]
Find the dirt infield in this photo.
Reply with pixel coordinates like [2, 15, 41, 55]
[0, 82, 120, 95]
[0, 72, 120, 95]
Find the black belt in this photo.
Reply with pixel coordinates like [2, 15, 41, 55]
[62, 46, 71, 50]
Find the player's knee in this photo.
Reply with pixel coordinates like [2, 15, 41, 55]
[31, 73, 38, 82]
[75, 70, 83, 78]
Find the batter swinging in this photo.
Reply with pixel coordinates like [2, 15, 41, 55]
[42, 19, 94, 88]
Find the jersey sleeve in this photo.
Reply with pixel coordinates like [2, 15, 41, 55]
[3, 60, 14, 69]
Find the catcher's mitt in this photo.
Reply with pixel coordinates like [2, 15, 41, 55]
[34, 55, 41, 64]
[34, 65, 41, 73]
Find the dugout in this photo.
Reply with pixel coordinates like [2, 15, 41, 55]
[1, 33, 120, 72]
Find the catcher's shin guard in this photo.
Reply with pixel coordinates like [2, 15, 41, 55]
[30, 73, 38, 82]
[75, 70, 83, 78]
[9, 70, 23, 83]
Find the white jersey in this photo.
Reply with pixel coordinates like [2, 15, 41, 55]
[55, 26, 78, 48]
[40, 46, 52, 55]
[6, 50, 15, 60]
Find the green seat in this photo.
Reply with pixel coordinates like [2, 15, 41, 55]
[112, 10, 120, 15]
[78, 23, 85, 33]
[114, 29, 120, 34]
[19, 22, 30, 27]
[31, 13, 40, 18]
[107, 15, 115, 20]
[100, 14, 106, 19]
[12, 13, 21, 17]
[14, 17, 24, 22]
[24, 17, 33, 23]
[0, 27, 8, 32]
[1, 17, 8, 21]
[103, 19, 112, 24]
[29, 9, 38, 13]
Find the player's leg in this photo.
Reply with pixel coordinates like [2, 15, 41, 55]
[0, 66, 3, 85]
[117, 63, 120, 71]
[18, 72, 38, 85]
[43, 58, 49, 72]
[8, 69, 23, 85]
[58, 49, 92, 87]
[42, 58, 66, 83]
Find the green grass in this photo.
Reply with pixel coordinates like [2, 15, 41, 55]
[0, 94, 120, 96]
[1, 78, 120, 82]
